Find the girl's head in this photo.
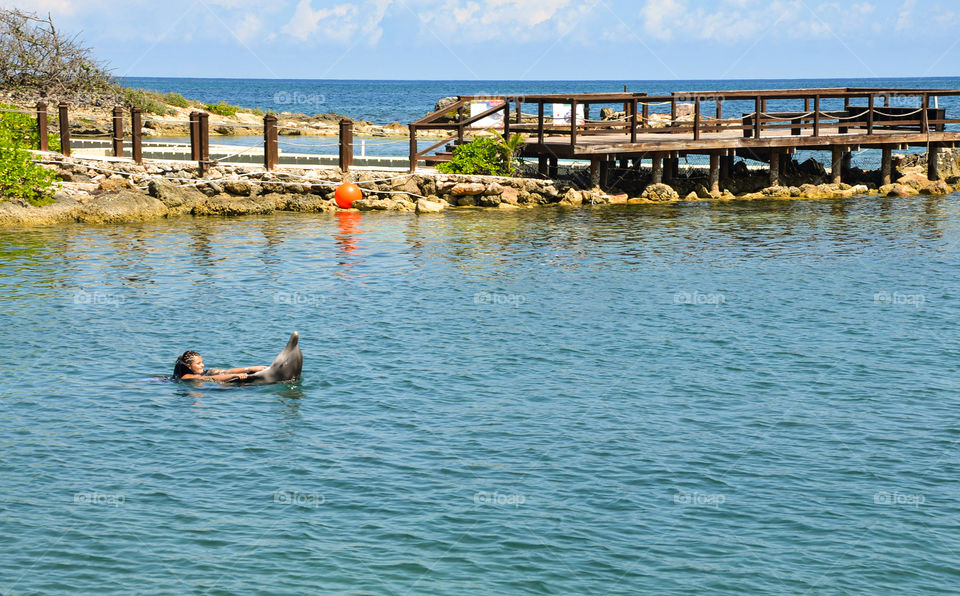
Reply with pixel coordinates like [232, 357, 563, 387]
[174, 351, 204, 378]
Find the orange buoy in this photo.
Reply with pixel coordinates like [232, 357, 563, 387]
[335, 183, 362, 209]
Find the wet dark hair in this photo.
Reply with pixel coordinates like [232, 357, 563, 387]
[174, 351, 201, 379]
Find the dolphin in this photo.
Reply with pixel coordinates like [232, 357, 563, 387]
[244, 331, 302, 384]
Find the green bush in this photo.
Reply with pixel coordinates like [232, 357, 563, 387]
[0, 104, 57, 205]
[119, 87, 174, 116]
[437, 137, 504, 175]
[204, 101, 239, 117]
[162, 92, 191, 108]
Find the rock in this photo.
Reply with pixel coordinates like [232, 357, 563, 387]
[477, 195, 502, 207]
[920, 180, 952, 196]
[684, 191, 699, 201]
[148, 179, 206, 214]
[798, 158, 827, 178]
[433, 96, 461, 120]
[455, 196, 477, 207]
[695, 185, 712, 199]
[450, 182, 486, 196]
[484, 182, 505, 195]
[789, 186, 802, 197]
[889, 184, 918, 197]
[76, 191, 167, 224]
[558, 189, 583, 207]
[850, 184, 870, 195]
[277, 194, 337, 212]
[199, 194, 276, 216]
[761, 185, 791, 197]
[897, 172, 931, 192]
[415, 198, 445, 214]
[608, 193, 628, 205]
[640, 183, 680, 202]
[497, 202, 519, 209]
[500, 186, 520, 205]
[732, 160, 750, 177]
[223, 180, 253, 196]
[98, 175, 134, 192]
[353, 198, 394, 211]
[878, 184, 897, 196]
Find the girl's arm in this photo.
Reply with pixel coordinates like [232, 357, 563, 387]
[180, 372, 250, 382]
[208, 366, 268, 374]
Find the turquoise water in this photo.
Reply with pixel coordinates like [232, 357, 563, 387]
[3, 198, 960, 593]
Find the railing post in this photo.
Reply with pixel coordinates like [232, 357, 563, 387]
[198, 111, 210, 174]
[408, 124, 417, 173]
[754, 96, 762, 138]
[867, 93, 874, 135]
[112, 106, 124, 157]
[189, 111, 200, 161]
[339, 118, 354, 172]
[570, 100, 578, 149]
[813, 95, 821, 137]
[641, 102, 649, 129]
[515, 99, 521, 124]
[630, 98, 638, 143]
[36, 101, 49, 151]
[693, 97, 701, 140]
[670, 97, 677, 129]
[131, 108, 143, 165]
[58, 102, 71, 157]
[715, 98, 723, 133]
[537, 101, 544, 144]
[457, 105, 465, 145]
[263, 113, 278, 170]
[921, 93, 929, 131]
[503, 101, 511, 138]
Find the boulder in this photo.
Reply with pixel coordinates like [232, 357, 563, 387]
[147, 179, 207, 215]
[98, 175, 134, 192]
[450, 182, 486, 196]
[353, 198, 395, 211]
[640, 183, 680, 202]
[897, 172, 932, 192]
[198, 194, 276, 216]
[920, 180, 952, 196]
[277, 194, 338, 212]
[477, 195, 502, 207]
[558, 189, 583, 207]
[454, 196, 477, 207]
[684, 191, 699, 201]
[76, 191, 168, 224]
[223, 180, 254, 196]
[798, 158, 827, 178]
[415, 198, 445, 214]
[433, 96, 461, 121]
[500, 186, 520, 205]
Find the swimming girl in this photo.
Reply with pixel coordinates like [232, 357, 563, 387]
[174, 350, 267, 382]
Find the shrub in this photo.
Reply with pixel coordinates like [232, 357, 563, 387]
[204, 101, 239, 117]
[119, 87, 173, 116]
[162, 92, 191, 108]
[0, 104, 57, 205]
[436, 132, 525, 176]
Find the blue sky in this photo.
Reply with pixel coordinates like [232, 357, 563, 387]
[5, 0, 959, 80]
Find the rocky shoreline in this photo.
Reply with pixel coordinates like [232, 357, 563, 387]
[0, 151, 957, 227]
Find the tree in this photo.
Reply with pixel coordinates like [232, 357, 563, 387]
[0, 8, 113, 100]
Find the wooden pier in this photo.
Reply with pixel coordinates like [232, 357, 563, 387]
[409, 87, 960, 188]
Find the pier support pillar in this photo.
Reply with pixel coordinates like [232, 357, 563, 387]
[651, 153, 664, 184]
[841, 151, 852, 175]
[619, 157, 629, 170]
[709, 152, 720, 193]
[600, 157, 610, 188]
[538, 156, 548, 177]
[928, 145, 942, 181]
[831, 147, 843, 185]
[664, 157, 679, 183]
[881, 147, 892, 186]
[720, 154, 732, 181]
[548, 156, 558, 178]
[590, 157, 601, 188]
[769, 151, 780, 187]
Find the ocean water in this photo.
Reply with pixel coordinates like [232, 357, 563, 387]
[3, 198, 960, 593]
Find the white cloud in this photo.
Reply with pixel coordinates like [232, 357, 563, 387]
[281, 0, 389, 44]
[415, 0, 597, 43]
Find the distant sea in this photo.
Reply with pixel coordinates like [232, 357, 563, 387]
[123, 76, 960, 125]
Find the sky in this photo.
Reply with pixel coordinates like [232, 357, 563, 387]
[4, 0, 959, 80]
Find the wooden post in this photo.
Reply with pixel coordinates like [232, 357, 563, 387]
[503, 102, 511, 139]
[651, 152, 664, 184]
[867, 94, 875, 135]
[112, 106, 124, 157]
[881, 147, 892, 186]
[922, 93, 929, 131]
[131, 108, 143, 165]
[570, 100, 578, 149]
[813, 95, 821, 137]
[928, 144, 941, 181]
[538, 156, 548, 176]
[37, 102, 49, 151]
[754, 96, 762, 138]
[715, 98, 722, 133]
[720, 154, 732, 181]
[709, 152, 720, 193]
[198, 111, 210, 174]
[590, 157, 601, 188]
[339, 118, 353, 172]
[515, 99, 521, 124]
[670, 97, 677, 128]
[769, 151, 780, 187]
[831, 146, 842, 184]
[842, 151, 852, 173]
[457, 105, 465, 145]
[548, 156, 558, 178]
[693, 97, 701, 140]
[630, 98, 638, 143]
[537, 102, 544, 144]
[189, 111, 200, 161]
[665, 156, 678, 183]
[641, 102, 649, 129]
[408, 124, 418, 173]
[57, 102, 71, 157]
[600, 157, 610, 188]
[263, 113, 278, 170]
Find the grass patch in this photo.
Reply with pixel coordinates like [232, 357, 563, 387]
[204, 101, 239, 117]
